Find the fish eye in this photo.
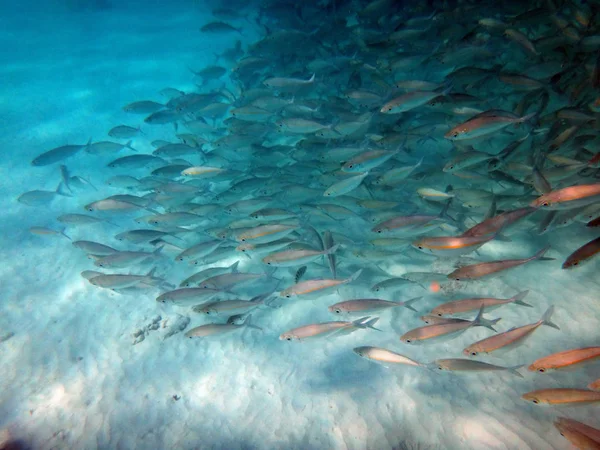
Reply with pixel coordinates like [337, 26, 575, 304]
[437, 366, 443, 370]
[452, 132, 458, 138]
[88, 208, 94, 212]
[335, 309, 341, 314]
[241, 238, 246, 242]
[286, 337, 292, 341]
[267, 262, 271, 265]
[205, 311, 210, 314]
[455, 278, 460, 281]
[437, 313, 442, 316]
[406, 339, 411, 343]
[285, 295, 290, 298]
[532, 399, 539, 404]
[470, 352, 477, 356]
[418, 246, 423, 249]
[348, 164, 353, 168]
[541, 202, 549, 207]
[538, 368, 545, 373]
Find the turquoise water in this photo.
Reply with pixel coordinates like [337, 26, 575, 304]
[1, 1, 599, 449]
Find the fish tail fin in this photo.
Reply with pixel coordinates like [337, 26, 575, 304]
[124, 140, 138, 152]
[229, 260, 240, 273]
[532, 245, 552, 260]
[541, 305, 560, 329]
[508, 365, 525, 378]
[347, 268, 363, 283]
[325, 243, 341, 255]
[402, 296, 423, 312]
[308, 73, 315, 83]
[518, 111, 539, 126]
[243, 314, 263, 331]
[512, 290, 532, 307]
[55, 181, 73, 197]
[59, 228, 72, 241]
[353, 316, 382, 331]
[473, 306, 500, 331]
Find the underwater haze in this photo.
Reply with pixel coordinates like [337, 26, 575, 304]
[1, 0, 600, 449]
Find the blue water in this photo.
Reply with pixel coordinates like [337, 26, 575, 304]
[1, 1, 599, 449]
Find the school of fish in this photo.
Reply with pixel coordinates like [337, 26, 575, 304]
[20, 0, 600, 448]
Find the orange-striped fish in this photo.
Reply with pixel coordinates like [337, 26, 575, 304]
[531, 183, 600, 210]
[562, 236, 600, 269]
[431, 291, 530, 316]
[554, 418, 600, 450]
[448, 246, 551, 281]
[280, 269, 362, 298]
[522, 388, 600, 405]
[463, 306, 559, 356]
[412, 233, 496, 257]
[528, 347, 600, 373]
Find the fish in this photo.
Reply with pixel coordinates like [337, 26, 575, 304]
[400, 306, 499, 344]
[323, 172, 369, 197]
[562, 236, 600, 269]
[380, 86, 450, 114]
[72, 240, 118, 256]
[200, 21, 242, 34]
[29, 226, 71, 240]
[94, 247, 163, 269]
[448, 246, 552, 281]
[108, 125, 142, 139]
[522, 389, 600, 405]
[431, 359, 524, 378]
[590, 379, 600, 391]
[157, 287, 230, 306]
[431, 291, 531, 315]
[328, 297, 421, 314]
[236, 224, 298, 244]
[528, 347, 600, 373]
[31, 140, 90, 166]
[185, 315, 260, 338]
[264, 73, 315, 89]
[445, 111, 536, 141]
[412, 233, 496, 257]
[280, 316, 380, 341]
[531, 183, 600, 210]
[463, 306, 559, 356]
[353, 347, 424, 367]
[122, 100, 164, 114]
[262, 244, 340, 267]
[280, 269, 362, 298]
[554, 418, 600, 450]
